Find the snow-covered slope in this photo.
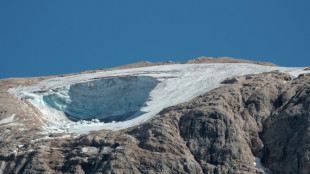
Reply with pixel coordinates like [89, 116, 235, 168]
[9, 63, 309, 134]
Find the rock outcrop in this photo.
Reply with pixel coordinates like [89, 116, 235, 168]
[0, 59, 310, 173]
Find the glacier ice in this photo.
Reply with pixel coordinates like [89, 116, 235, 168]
[8, 63, 309, 134]
[41, 76, 158, 122]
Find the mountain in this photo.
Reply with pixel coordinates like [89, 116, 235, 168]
[0, 57, 310, 173]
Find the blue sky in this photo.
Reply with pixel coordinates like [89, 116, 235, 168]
[1, 0, 310, 79]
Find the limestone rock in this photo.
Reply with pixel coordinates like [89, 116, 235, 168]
[0, 59, 310, 173]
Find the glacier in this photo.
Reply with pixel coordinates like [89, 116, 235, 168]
[9, 63, 310, 134]
[42, 76, 158, 122]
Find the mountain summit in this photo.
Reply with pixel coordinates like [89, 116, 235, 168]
[1, 57, 310, 173]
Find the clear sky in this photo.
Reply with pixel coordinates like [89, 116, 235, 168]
[1, 0, 310, 79]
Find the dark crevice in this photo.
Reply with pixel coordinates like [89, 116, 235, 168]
[17, 152, 35, 174]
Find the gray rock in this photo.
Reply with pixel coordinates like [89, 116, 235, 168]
[1, 60, 310, 173]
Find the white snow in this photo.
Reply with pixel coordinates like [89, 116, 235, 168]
[0, 114, 15, 125]
[254, 157, 272, 174]
[287, 68, 310, 77]
[18, 128, 27, 131]
[81, 147, 99, 154]
[100, 146, 114, 154]
[8, 63, 310, 134]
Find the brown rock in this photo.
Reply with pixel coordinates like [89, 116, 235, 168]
[1, 59, 310, 174]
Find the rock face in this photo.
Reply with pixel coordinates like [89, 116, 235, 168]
[186, 57, 277, 67]
[0, 59, 310, 173]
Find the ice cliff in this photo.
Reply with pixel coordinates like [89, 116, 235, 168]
[42, 76, 158, 122]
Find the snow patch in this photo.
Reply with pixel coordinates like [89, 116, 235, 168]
[100, 146, 113, 154]
[0, 114, 15, 124]
[8, 63, 307, 134]
[18, 128, 27, 131]
[254, 157, 272, 174]
[81, 147, 99, 154]
[287, 68, 310, 77]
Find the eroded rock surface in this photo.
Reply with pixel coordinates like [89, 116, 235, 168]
[1, 64, 310, 173]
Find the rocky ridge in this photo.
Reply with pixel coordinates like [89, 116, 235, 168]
[0, 58, 310, 173]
